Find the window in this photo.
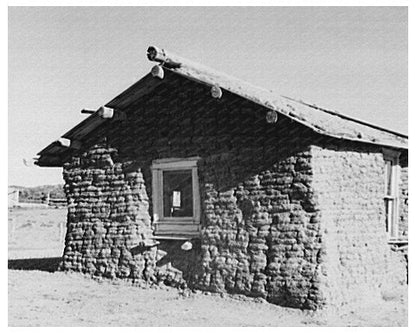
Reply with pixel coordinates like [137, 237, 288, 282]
[383, 149, 401, 241]
[163, 170, 193, 218]
[151, 157, 200, 238]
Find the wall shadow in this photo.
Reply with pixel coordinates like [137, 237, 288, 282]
[8, 257, 62, 272]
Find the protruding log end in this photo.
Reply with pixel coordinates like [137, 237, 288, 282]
[81, 109, 95, 114]
[147, 46, 166, 62]
[147, 45, 181, 68]
[56, 138, 82, 150]
[151, 65, 164, 79]
[211, 85, 222, 99]
[57, 137, 71, 148]
[23, 157, 38, 167]
[98, 106, 114, 119]
[266, 110, 279, 123]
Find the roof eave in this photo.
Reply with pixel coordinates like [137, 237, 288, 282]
[163, 66, 408, 150]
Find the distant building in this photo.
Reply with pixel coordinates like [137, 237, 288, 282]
[8, 186, 20, 207]
[36, 46, 408, 310]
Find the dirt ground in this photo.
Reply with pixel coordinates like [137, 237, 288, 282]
[8, 207, 408, 326]
[8, 207, 66, 259]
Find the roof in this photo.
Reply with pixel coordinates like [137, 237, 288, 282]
[36, 45, 408, 167]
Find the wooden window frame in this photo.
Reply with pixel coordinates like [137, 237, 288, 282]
[151, 157, 201, 239]
[382, 148, 401, 242]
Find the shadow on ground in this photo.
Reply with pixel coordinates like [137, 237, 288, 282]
[8, 257, 62, 272]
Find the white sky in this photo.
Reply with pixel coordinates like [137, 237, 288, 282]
[8, 6, 408, 187]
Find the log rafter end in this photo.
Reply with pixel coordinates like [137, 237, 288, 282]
[151, 65, 164, 79]
[211, 85, 222, 99]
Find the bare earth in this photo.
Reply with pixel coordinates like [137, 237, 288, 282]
[8, 208, 408, 326]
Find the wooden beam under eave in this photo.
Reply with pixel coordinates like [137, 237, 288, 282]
[106, 73, 165, 110]
[62, 112, 107, 141]
[56, 138, 82, 150]
[35, 155, 65, 167]
[81, 109, 95, 114]
[70, 140, 82, 150]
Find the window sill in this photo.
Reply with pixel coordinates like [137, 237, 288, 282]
[388, 238, 408, 245]
[153, 221, 200, 239]
[152, 234, 200, 240]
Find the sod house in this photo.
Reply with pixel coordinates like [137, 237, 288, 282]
[36, 46, 408, 310]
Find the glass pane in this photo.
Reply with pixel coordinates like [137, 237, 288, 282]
[163, 170, 193, 218]
[385, 198, 393, 233]
[385, 160, 393, 196]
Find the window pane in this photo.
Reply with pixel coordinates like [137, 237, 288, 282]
[163, 170, 193, 218]
[385, 160, 393, 196]
[385, 198, 393, 233]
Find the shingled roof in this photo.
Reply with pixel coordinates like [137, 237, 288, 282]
[36, 45, 408, 167]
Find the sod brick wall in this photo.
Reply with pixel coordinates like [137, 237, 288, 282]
[62, 141, 324, 308]
[197, 148, 324, 309]
[310, 144, 407, 307]
[62, 145, 157, 282]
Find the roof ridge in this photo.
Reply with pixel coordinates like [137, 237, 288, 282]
[148, 45, 286, 107]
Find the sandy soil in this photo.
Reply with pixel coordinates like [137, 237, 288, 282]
[8, 208, 408, 326]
